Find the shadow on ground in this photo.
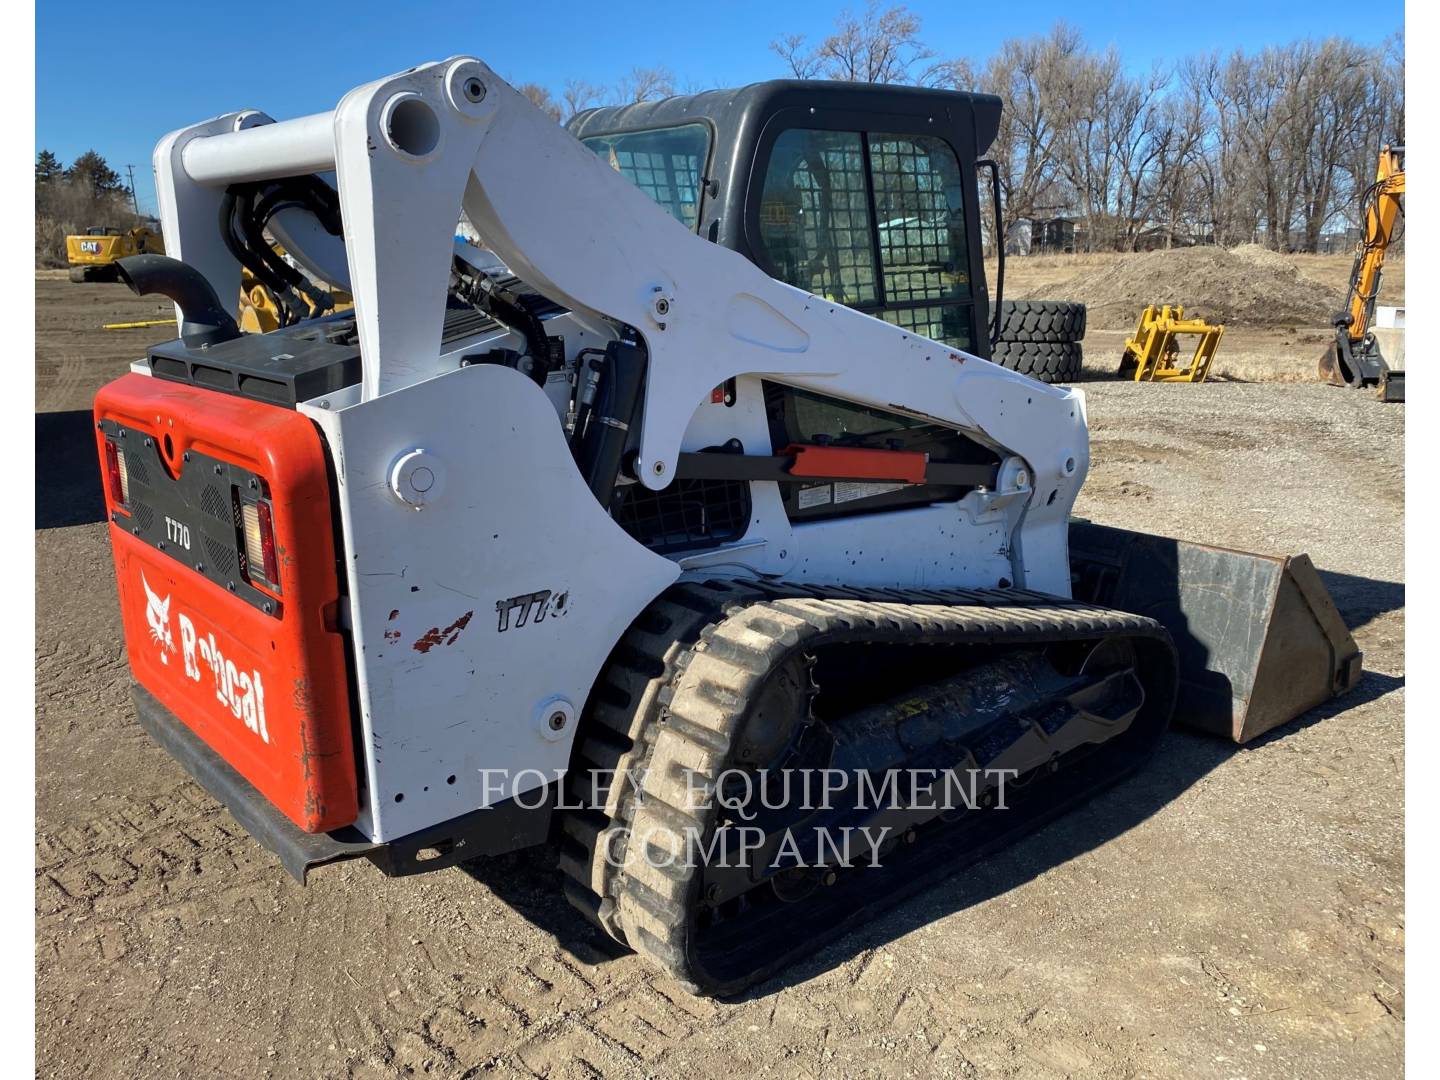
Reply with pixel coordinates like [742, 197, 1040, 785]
[37, 410, 105, 529]
[1318, 568, 1405, 634]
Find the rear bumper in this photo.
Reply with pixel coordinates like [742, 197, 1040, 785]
[133, 682, 377, 882]
[133, 682, 555, 883]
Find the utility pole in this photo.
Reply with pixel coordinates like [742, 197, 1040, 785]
[126, 164, 140, 216]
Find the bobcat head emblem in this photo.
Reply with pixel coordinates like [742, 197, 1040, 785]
[141, 572, 175, 664]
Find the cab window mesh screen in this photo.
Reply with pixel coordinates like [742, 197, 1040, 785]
[758, 130, 878, 305]
[868, 134, 971, 306]
[879, 305, 973, 350]
[582, 124, 710, 231]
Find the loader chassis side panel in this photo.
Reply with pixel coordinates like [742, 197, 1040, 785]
[302, 363, 679, 841]
[95, 374, 358, 832]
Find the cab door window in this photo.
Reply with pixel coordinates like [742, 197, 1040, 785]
[757, 129, 878, 305]
[756, 127, 975, 349]
[868, 133, 973, 347]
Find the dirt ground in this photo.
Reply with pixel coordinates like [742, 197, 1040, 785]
[988, 250, 1406, 316]
[988, 251, 1406, 385]
[35, 271, 1404, 1079]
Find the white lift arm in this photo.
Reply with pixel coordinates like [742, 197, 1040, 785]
[153, 57, 1087, 505]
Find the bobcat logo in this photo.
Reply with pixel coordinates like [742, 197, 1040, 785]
[141, 572, 175, 664]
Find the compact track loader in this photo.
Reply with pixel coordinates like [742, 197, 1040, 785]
[94, 61, 1360, 995]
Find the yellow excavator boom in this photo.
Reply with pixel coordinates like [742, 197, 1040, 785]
[1320, 144, 1404, 400]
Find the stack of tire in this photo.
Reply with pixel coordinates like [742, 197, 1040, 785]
[989, 300, 1086, 384]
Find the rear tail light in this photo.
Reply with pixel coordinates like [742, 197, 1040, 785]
[257, 500, 279, 583]
[241, 499, 281, 591]
[104, 439, 129, 507]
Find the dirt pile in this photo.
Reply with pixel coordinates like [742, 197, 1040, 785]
[1026, 245, 1340, 329]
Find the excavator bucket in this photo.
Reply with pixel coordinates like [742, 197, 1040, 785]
[1069, 521, 1362, 743]
[1319, 336, 1352, 387]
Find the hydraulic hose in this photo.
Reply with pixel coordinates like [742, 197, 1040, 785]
[578, 337, 647, 506]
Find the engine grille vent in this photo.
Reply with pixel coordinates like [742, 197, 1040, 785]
[199, 484, 230, 522]
[203, 535, 236, 576]
[126, 453, 150, 488]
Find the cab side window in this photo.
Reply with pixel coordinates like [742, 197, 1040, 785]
[581, 123, 710, 231]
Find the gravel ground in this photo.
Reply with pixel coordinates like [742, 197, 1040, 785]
[36, 278, 1404, 1078]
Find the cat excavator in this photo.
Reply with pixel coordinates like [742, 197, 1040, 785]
[1320, 143, 1405, 401]
[94, 59, 1360, 995]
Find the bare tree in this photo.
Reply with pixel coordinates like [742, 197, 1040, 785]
[616, 66, 676, 104]
[558, 79, 604, 121]
[932, 20, 1401, 252]
[772, 32, 824, 79]
[772, 2, 932, 83]
[562, 79, 605, 121]
[962, 25, 1086, 229]
[516, 82, 563, 122]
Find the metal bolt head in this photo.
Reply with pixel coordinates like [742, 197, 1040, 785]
[262, 601, 274, 615]
[463, 77, 486, 103]
[548, 711, 567, 731]
[654, 297, 670, 316]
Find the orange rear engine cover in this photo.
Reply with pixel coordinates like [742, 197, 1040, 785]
[94, 374, 357, 832]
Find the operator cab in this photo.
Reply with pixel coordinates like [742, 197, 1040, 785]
[568, 80, 1003, 358]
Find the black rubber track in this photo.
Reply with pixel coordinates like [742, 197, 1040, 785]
[559, 580, 1177, 996]
[994, 300, 1087, 343]
[991, 338, 1083, 384]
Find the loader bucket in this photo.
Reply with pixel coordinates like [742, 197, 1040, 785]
[1068, 521, 1362, 743]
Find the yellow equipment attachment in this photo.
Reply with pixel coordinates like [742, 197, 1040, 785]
[1118, 304, 1224, 383]
[237, 268, 354, 333]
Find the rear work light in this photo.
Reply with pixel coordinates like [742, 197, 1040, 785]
[240, 499, 281, 590]
[103, 439, 129, 508]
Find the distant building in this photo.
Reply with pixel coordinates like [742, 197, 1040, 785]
[1004, 217, 1078, 256]
[1318, 228, 1362, 255]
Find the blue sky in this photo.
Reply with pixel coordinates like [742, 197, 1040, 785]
[37, 0, 1402, 215]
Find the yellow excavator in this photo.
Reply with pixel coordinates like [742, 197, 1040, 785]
[1320, 144, 1404, 402]
[66, 224, 165, 282]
